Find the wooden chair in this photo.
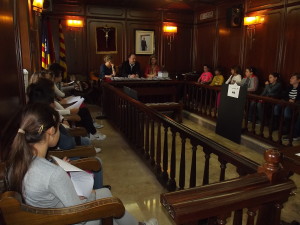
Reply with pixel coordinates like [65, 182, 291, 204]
[0, 160, 124, 225]
[48, 145, 97, 159]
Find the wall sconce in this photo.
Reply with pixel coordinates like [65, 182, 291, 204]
[163, 23, 177, 51]
[244, 16, 264, 48]
[32, 0, 44, 15]
[66, 20, 84, 28]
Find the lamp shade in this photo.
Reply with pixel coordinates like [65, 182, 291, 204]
[244, 16, 264, 26]
[163, 25, 177, 34]
[66, 20, 84, 28]
[32, 0, 44, 12]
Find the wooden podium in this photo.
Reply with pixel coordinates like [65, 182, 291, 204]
[216, 84, 247, 143]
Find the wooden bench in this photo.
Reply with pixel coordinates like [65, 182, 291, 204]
[123, 86, 183, 122]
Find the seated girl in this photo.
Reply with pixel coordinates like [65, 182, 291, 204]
[248, 72, 282, 123]
[225, 65, 242, 85]
[31, 72, 105, 141]
[275, 73, 300, 139]
[144, 55, 160, 78]
[197, 65, 213, 84]
[4, 103, 158, 225]
[240, 67, 259, 92]
[210, 68, 224, 86]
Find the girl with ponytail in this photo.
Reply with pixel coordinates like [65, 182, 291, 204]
[1, 103, 158, 225]
[6, 103, 60, 194]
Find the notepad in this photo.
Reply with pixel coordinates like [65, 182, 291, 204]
[51, 156, 93, 198]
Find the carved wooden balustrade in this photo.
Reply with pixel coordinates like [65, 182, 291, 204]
[160, 149, 296, 225]
[182, 81, 300, 146]
[102, 82, 259, 191]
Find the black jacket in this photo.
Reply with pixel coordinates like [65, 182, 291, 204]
[120, 61, 141, 77]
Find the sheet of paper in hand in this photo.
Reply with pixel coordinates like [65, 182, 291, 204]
[51, 156, 94, 198]
[66, 97, 85, 110]
[64, 95, 82, 104]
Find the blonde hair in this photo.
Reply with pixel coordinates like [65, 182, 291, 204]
[104, 55, 112, 63]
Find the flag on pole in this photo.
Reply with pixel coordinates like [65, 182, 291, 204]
[41, 18, 54, 69]
[59, 20, 67, 79]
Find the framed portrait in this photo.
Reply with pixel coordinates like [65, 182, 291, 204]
[135, 30, 155, 55]
[96, 26, 117, 54]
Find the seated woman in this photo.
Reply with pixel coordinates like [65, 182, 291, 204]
[225, 65, 242, 85]
[248, 72, 282, 123]
[144, 55, 160, 78]
[210, 68, 224, 86]
[197, 65, 213, 84]
[240, 67, 259, 93]
[3, 103, 158, 225]
[100, 55, 116, 80]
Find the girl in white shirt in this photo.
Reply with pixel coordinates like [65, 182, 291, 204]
[225, 65, 242, 85]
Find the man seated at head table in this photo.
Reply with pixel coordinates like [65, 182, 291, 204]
[120, 53, 141, 78]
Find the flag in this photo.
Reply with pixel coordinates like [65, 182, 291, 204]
[59, 20, 67, 79]
[41, 17, 55, 69]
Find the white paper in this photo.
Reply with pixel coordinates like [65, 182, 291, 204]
[70, 171, 94, 198]
[295, 153, 300, 156]
[227, 83, 240, 98]
[66, 97, 84, 110]
[51, 156, 83, 172]
[64, 96, 82, 104]
[51, 156, 94, 198]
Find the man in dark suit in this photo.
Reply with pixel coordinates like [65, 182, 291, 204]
[120, 53, 141, 78]
[141, 37, 147, 51]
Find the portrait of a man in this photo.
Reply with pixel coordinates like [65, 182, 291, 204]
[141, 37, 147, 51]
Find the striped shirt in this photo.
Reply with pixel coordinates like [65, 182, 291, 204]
[289, 87, 298, 100]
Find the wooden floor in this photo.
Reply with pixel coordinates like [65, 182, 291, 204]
[88, 104, 300, 224]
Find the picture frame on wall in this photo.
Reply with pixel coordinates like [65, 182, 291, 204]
[96, 26, 117, 54]
[135, 30, 155, 55]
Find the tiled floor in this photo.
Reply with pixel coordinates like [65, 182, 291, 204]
[89, 105, 299, 224]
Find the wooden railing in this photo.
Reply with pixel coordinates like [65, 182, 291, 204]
[183, 81, 300, 146]
[160, 149, 296, 225]
[183, 82, 220, 119]
[102, 82, 259, 191]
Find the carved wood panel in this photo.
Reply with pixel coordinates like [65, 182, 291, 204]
[87, 19, 126, 73]
[243, 9, 283, 84]
[193, 22, 216, 72]
[281, 5, 300, 83]
[0, 0, 24, 126]
[216, 19, 244, 77]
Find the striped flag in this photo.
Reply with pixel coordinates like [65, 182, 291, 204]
[59, 20, 67, 79]
[41, 18, 55, 69]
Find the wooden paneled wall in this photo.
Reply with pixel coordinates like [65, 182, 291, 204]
[45, 0, 300, 85]
[194, 0, 300, 86]
[0, 0, 27, 126]
[47, 4, 194, 76]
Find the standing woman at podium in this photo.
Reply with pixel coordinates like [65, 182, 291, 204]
[225, 65, 242, 85]
[144, 55, 160, 78]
